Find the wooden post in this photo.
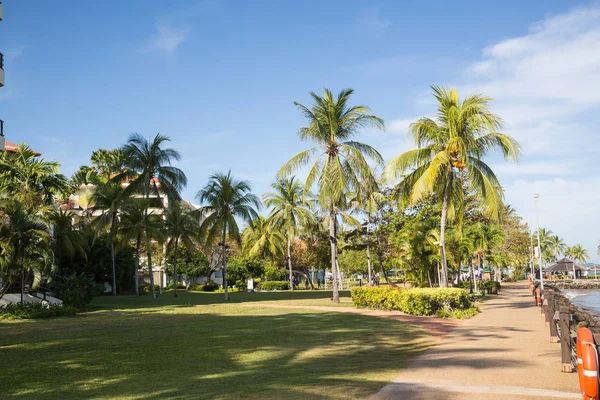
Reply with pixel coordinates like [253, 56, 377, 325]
[550, 309, 559, 342]
[559, 306, 573, 372]
[544, 292, 553, 326]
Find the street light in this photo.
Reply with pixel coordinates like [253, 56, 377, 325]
[534, 193, 544, 290]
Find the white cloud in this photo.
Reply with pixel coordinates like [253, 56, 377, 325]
[458, 4, 600, 260]
[357, 8, 392, 36]
[142, 23, 189, 55]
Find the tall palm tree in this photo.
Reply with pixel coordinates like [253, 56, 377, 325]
[263, 177, 314, 290]
[278, 89, 384, 302]
[242, 216, 285, 261]
[90, 182, 126, 296]
[121, 133, 187, 298]
[0, 201, 50, 305]
[385, 87, 520, 287]
[119, 199, 164, 296]
[164, 201, 198, 297]
[196, 171, 260, 300]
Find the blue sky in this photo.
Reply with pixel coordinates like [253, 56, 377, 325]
[1, 1, 599, 261]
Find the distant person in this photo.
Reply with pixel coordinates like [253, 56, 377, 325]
[305, 278, 309, 289]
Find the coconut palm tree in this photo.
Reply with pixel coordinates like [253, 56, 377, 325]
[47, 208, 87, 272]
[196, 171, 260, 301]
[90, 182, 127, 296]
[350, 178, 386, 286]
[242, 216, 285, 261]
[468, 222, 505, 285]
[121, 133, 187, 298]
[119, 199, 164, 296]
[164, 201, 198, 297]
[385, 87, 520, 287]
[568, 244, 589, 264]
[0, 201, 51, 305]
[263, 177, 314, 290]
[278, 89, 384, 302]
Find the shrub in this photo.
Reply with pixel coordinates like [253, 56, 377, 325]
[435, 307, 480, 319]
[55, 273, 100, 310]
[484, 281, 501, 291]
[258, 281, 290, 291]
[202, 281, 219, 292]
[0, 302, 78, 320]
[139, 285, 160, 295]
[165, 282, 186, 290]
[351, 286, 473, 317]
[188, 284, 204, 291]
[235, 279, 248, 292]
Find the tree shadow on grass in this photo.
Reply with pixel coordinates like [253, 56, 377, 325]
[90, 290, 353, 311]
[0, 308, 430, 400]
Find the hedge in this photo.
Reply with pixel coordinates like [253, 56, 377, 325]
[258, 281, 290, 291]
[484, 281, 501, 290]
[351, 286, 474, 317]
[0, 303, 78, 320]
[165, 282, 186, 290]
[139, 285, 160, 295]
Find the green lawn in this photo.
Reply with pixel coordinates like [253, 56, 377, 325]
[0, 297, 433, 399]
[91, 289, 354, 311]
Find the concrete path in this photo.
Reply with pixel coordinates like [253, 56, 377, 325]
[372, 283, 580, 399]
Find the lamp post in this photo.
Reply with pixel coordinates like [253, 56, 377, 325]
[534, 193, 544, 290]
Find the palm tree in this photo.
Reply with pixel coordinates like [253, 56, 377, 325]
[385, 87, 520, 287]
[47, 208, 87, 272]
[242, 216, 285, 261]
[119, 199, 164, 296]
[164, 201, 198, 297]
[0, 201, 50, 305]
[90, 182, 126, 296]
[351, 178, 386, 285]
[197, 171, 260, 300]
[468, 222, 505, 286]
[568, 244, 589, 264]
[0, 144, 69, 209]
[263, 177, 314, 290]
[278, 89, 384, 302]
[121, 133, 187, 298]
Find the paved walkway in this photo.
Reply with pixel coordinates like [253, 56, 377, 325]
[372, 283, 580, 399]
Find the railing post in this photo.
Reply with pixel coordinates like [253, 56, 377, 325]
[544, 292, 553, 326]
[559, 306, 573, 372]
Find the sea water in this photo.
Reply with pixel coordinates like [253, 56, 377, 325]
[561, 289, 600, 319]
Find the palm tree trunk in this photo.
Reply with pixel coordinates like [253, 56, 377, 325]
[287, 238, 293, 291]
[20, 263, 25, 306]
[439, 167, 453, 288]
[222, 226, 228, 301]
[144, 181, 156, 299]
[336, 258, 343, 290]
[329, 207, 339, 303]
[366, 215, 372, 286]
[135, 235, 141, 297]
[110, 240, 117, 296]
[173, 236, 179, 297]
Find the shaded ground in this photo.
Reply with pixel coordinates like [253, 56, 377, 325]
[373, 283, 580, 399]
[0, 305, 433, 400]
[91, 289, 352, 311]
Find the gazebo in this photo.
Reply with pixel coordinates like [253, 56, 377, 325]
[544, 257, 585, 279]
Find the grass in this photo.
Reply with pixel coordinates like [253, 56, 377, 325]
[0, 304, 433, 399]
[91, 289, 354, 311]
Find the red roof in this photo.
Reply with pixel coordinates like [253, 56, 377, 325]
[4, 141, 42, 156]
